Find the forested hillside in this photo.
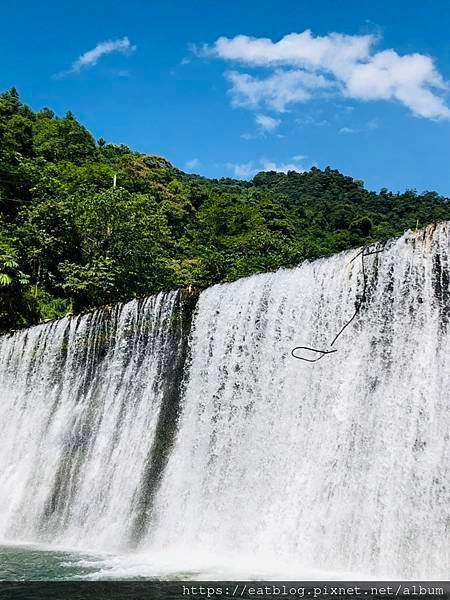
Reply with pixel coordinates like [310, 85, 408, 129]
[1, 87, 449, 332]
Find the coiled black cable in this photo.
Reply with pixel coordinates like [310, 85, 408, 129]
[291, 243, 385, 362]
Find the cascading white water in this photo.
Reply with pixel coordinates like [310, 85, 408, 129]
[0, 223, 448, 580]
[0, 291, 186, 551]
[146, 223, 449, 579]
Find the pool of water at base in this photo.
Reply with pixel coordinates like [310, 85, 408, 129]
[0, 542, 382, 583]
[0, 544, 112, 581]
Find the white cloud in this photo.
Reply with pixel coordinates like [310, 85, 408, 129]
[262, 160, 304, 173]
[226, 69, 331, 112]
[227, 161, 259, 178]
[227, 156, 306, 179]
[204, 31, 374, 73]
[339, 126, 357, 134]
[240, 114, 281, 140]
[202, 30, 450, 119]
[255, 113, 281, 131]
[69, 37, 136, 73]
[185, 158, 201, 169]
[343, 49, 449, 119]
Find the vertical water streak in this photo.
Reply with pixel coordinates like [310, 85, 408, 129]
[0, 290, 194, 550]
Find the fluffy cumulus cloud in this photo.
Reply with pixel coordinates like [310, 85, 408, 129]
[226, 69, 331, 112]
[69, 37, 136, 73]
[200, 30, 449, 119]
[209, 31, 374, 72]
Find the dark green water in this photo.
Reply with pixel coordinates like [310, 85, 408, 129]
[0, 545, 104, 581]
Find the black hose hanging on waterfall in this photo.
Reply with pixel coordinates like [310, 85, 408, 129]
[291, 242, 386, 363]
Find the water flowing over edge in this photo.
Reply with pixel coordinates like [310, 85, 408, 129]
[0, 289, 197, 551]
[0, 222, 449, 580]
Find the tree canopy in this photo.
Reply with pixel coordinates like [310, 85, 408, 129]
[1, 88, 449, 332]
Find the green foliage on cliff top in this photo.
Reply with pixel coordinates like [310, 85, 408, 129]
[1, 88, 449, 332]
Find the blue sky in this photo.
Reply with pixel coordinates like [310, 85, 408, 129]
[2, 0, 450, 194]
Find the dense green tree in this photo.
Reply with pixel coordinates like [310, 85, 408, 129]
[59, 188, 175, 310]
[33, 110, 97, 164]
[0, 89, 449, 332]
[0, 225, 35, 330]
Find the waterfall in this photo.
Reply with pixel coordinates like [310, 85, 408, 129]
[0, 223, 448, 579]
[146, 223, 449, 579]
[0, 290, 195, 551]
